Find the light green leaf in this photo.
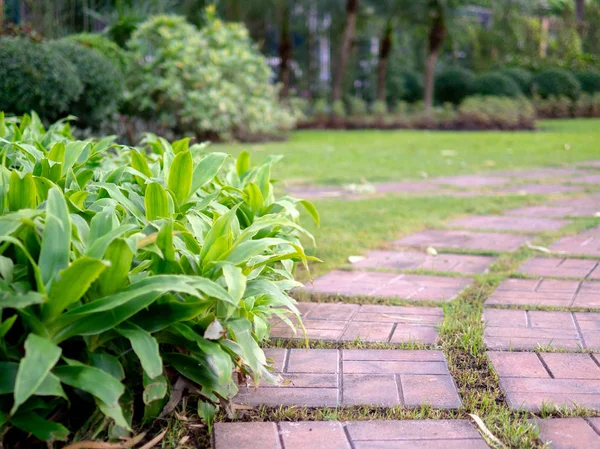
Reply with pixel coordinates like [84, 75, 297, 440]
[8, 171, 36, 211]
[236, 150, 251, 177]
[191, 152, 228, 194]
[145, 182, 169, 221]
[168, 150, 193, 205]
[222, 264, 246, 304]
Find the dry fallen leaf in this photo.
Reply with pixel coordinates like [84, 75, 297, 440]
[348, 255, 366, 263]
[525, 241, 551, 254]
[426, 246, 438, 256]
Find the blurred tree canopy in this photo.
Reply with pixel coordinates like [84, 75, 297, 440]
[3, 0, 600, 103]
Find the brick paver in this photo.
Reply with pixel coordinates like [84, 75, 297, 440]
[375, 181, 441, 194]
[536, 418, 600, 449]
[271, 302, 443, 344]
[394, 229, 530, 252]
[517, 257, 600, 279]
[431, 174, 510, 188]
[485, 278, 600, 308]
[352, 250, 496, 274]
[574, 174, 600, 184]
[234, 349, 461, 408]
[505, 205, 600, 218]
[483, 309, 600, 350]
[447, 215, 571, 232]
[497, 167, 591, 179]
[214, 420, 491, 449]
[303, 270, 472, 302]
[549, 226, 600, 256]
[497, 184, 584, 195]
[489, 352, 600, 410]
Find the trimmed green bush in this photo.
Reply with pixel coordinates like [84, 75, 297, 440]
[398, 70, 423, 103]
[435, 67, 476, 105]
[501, 68, 533, 94]
[66, 33, 130, 74]
[574, 70, 600, 94]
[0, 38, 82, 120]
[49, 41, 124, 126]
[531, 68, 581, 100]
[331, 100, 346, 118]
[473, 72, 522, 97]
[348, 96, 368, 116]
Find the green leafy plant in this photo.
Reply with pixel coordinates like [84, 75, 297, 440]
[0, 112, 319, 444]
[347, 96, 368, 116]
[531, 68, 581, 100]
[435, 67, 476, 105]
[331, 100, 346, 119]
[574, 69, 600, 94]
[501, 68, 533, 95]
[473, 72, 522, 98]
[66, 33, 130, 74]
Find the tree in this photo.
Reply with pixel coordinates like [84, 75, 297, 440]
[278, 0, 292, 98]
[332, 0, 360, 101]
[424, 0, 447, 110]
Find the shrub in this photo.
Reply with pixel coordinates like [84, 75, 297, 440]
[574, 70, 600, 94]
[348, 96, 368, 116]
[127, 14, 295, 140]
[0, 38, 82, 120]
[372, 100, 388, 116]
[312, 98, 329, 120]
[398, 70, 423, 103]
[435, 67, 476, 105]
[49, 40, 124, 126]
[531, 68, 581, 100]
[331, 100, 346, 118]
[0, 112, 318, 443]
[533, 95, 573, 118]
[474, 72, 522, 97]
[502, 68, 533, 94]
[457, 96, 535, 129]
[66, 33, 130, 74]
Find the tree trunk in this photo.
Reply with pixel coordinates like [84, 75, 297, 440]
[540, 16, 549, 58]
[575, 0, 585, 34]
[332, 0, 359, 101]
[279, 1, 292, 99]
[424, 0, 446, 111]
[376, 21, 392, 102]
[306, 1, 318, 99]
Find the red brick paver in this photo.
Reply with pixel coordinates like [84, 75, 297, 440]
[234, 349, 461, 408]
[549, 226, 600, 257]
[483, 309, 600, 350]
[214, 420, 491, 449]
[489, 352, 600, 411]
[431, 174, 510, 188]
[447, 215, 571, 232]
[352, 250, 496, 274]
[303, 270, 472, 303]
[536, 418, 600, 449]
[394, 229, 530, 252]
[271, 302, 443, 344]
[517, 257, 600, 279]
[485, 278, 600, 308]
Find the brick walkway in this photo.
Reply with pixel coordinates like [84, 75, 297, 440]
[271, 302, 443, 344]
[303, 270, 471, 302]
[536, 418, 600, 449]
[489, 352, 600, 410]
[219, 168, 600, 448]
[234, 349, 461, 408]
[214, 420, 491, 449]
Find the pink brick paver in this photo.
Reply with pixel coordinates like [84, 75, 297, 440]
[447, 215, 571, 232]
[374, 181, 441, 194]
[517, 257, 600, 279]
[394, 229, 530, 252]
[214, 420, 491, 449]
[505, 205, 600, 218]
[549, 226, 600, 256]
[271, 302, 444, 344]
[483, 309, 600, 350]
[485, 278, 600, 308]
[234, 349, 461, 408]
[352, 250, 496, 274]
[574, 174, 600, 184]
[497, 167, 592, 179]
[489, 352, 600, 411]
[303, 270, 472, 303]
[431, 174, 511, 188]
[536, 418, 600, 449]
[497, 184, 584, 195]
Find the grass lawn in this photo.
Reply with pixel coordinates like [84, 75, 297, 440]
[216, 118, 600, 186]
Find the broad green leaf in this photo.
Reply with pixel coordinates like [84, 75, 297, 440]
[90, 352, 125, 381]
[96, 182, 146, 222]
[130, 149, 153, 187]
[48, 142, 65, 164]
[38, 188, 71, 289]
[96, 238, 134, 296]
[142, 374, 167, 405]
[43, 257, 108, 321]
[62, 141, 88, 176]
[8, 171, 36, 211]
[116, 322, 162, 379]
[0, 291, 44, 310]
[11, 334, 62, 414]
[167, 150, 193, 205]
[10, 412, 69, 442]
[172, 137, 190, 154]
[222, 264, 246, 304]
[0, 362, 65, 399]
[145, 182, 169, 220]
[191, 152, 228, 194]
[246, 182, 264, 213]
[299, 199, 320, 226]
[236, 150, 251, 177]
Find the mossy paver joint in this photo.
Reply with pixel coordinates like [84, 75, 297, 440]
[234, 349, 461, 408]
[549, 226, 600, 257]
[489, 352, 600, 411]
[447, 215, 572, 232]
[394, 229, 530, 252]
[213, 420, 491, 449]
[271, 302, 443, 344]
[351, 250, 496, 274]
[483, 309, 600, 350]
[536, 418, 600, 449]
[517, 257, 600, 279]
[485, 278, 600, 308]
[303, 270, 472, 302]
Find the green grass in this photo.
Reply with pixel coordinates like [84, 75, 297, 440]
[215, 119, 600, 185]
